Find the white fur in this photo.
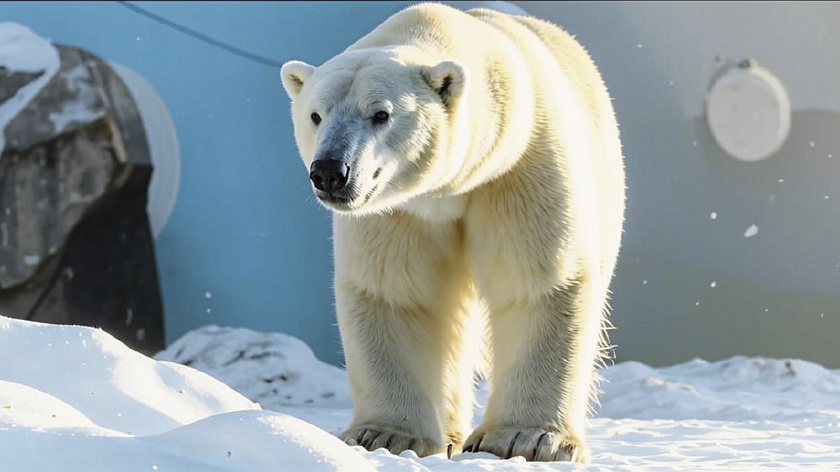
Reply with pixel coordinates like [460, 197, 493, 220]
[281, 3, 625, 463]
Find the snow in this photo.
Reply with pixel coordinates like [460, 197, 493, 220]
[0, 23, 60, 154]
[744, 224, 759, 238]
[22, 254, 40, 266]
[0, 21, 105, 151]
[154, 325, 352, 411]
[0, 315, 370, 472]
[143, 411, 374, 472]
[2, 315, 839, 471]
[47, 63, 106, 135]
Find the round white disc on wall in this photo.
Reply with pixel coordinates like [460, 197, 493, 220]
[705, 60, 791, 162]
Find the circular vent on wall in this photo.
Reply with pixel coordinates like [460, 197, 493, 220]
[705, 58, 791, 162]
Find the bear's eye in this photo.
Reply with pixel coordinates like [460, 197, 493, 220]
[372, 111, 389, 125]
[310, 112, 322, 125]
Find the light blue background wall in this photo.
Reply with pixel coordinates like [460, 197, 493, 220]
[3, 2, 838, 367]
[0, 1, 412, 365]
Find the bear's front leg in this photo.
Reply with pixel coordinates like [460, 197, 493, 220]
[333, 213, 475, 457]
[335, 286, 446, 457]
[462, 277, 604, 463]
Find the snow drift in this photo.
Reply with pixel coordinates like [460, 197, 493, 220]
[0, 316, 369, 471]
[2, 314, 839, 471]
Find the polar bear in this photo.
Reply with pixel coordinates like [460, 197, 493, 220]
[280, 2, 624, 463]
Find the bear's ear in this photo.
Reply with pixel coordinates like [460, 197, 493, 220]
[423, 60, 467, 107]
[280, 60, 315, 99]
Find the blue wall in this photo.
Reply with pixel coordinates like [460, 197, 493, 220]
[7, 2, 838, 368]
[0, 1, 413, 365]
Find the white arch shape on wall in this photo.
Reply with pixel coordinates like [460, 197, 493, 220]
[110, 62, 181, 238]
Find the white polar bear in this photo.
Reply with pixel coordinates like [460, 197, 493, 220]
[280, 2, 624, 463]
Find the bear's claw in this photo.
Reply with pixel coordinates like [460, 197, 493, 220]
[462, 427, 590, 463]
[340, 426, 442, 457]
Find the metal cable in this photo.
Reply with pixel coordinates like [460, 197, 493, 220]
[117, 1, 283, 69]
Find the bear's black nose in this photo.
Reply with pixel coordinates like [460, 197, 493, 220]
[310, 159, 350, 193]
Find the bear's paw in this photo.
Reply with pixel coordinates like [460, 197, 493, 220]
[462, 427, 590, 463]
[341, 425, 443, 457]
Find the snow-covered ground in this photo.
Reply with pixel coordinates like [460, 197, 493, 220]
[1, 316, 838, 471]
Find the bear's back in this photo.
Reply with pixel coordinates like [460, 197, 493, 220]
[468, 7, 626, 278]
[346, 3, 504, 55]
[466, 8, 615, 141]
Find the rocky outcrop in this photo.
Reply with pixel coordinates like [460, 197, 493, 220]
[0, 26, 165, 355]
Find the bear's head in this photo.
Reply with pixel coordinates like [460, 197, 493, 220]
[281, 49, 467, 215]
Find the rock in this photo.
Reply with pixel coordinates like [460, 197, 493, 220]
[0, 68, 44, 106]
[0, 28, 165, 355]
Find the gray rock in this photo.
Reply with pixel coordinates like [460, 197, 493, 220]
[0, 43, 165, 355]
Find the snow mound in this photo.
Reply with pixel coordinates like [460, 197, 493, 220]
[143, 410, 374, 472]
[0, 316, 259, 436]
[155, 325, 352, 410]
[598, 356, 840, 421]
[2, 315, 839, 470]
[0, 315, 371, 472]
